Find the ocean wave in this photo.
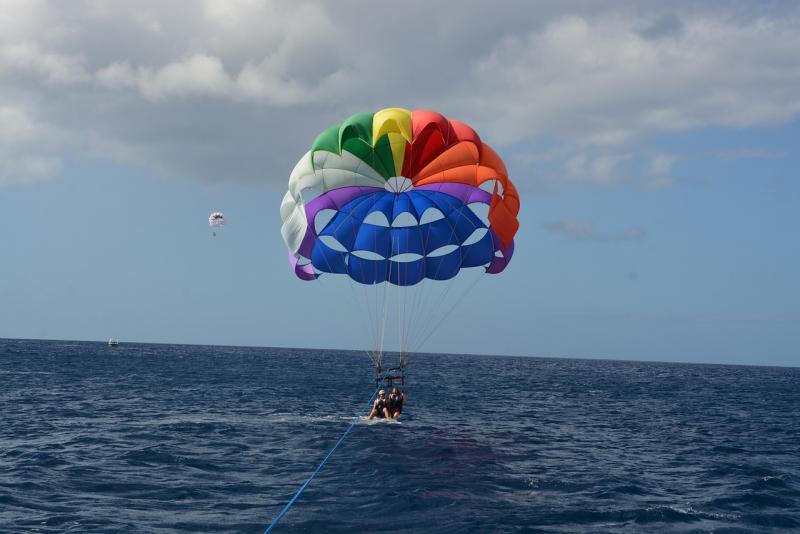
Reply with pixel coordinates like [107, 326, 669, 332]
[2, 340, 799, 532]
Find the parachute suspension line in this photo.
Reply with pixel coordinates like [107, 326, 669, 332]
[401, 219, 422, 361]
[396, 255, 402, 364]
[317, 191, 385, 367]
[403, 216, 434, 355]
[313, 219, 377, 367]
[344, 271, 379, 365]
[401, 275, 412, 362]
[407, 202, 485, 352]
[419, 196, 465, 348]
[412, 270, 484, 353]
[322, 273, 377, 367]
[371, 281, 381, 369]
[365, 211, 384, 366]
[402, 259, 432, 355]
[412, 220, 486, 354]
[407, 278, 425, 355]
[263, 386, 382, 534]
[369, 222, 383, 360]
[399, 250, 431, 355]
[404, 194, 465, 352]
[376, 240, 394, 377]
[350, 194, 388, 366]
[347, 276, 380, 366]
[364, 282, 380, 364]
[374, 222, 386, 375]
[416, 263, 486, 351]
[412, 272, 462, 351]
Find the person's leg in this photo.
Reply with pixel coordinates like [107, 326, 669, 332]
[368, 408, 377, 419]
[382, 407, 391, 419]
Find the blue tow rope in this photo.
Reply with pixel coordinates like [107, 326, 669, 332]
[263, 386, 381, 533]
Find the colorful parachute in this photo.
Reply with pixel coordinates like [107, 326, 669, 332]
[280, 108, 519, 286]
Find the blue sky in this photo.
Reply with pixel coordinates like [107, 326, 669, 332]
[1, 2, 798, 366]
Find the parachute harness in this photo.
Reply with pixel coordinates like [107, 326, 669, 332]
[263, 385, 383, 533]
[374, 349, 407, 388]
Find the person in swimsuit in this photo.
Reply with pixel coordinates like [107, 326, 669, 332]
[388, 387, 405, 419]
[368, 389, 391, 419]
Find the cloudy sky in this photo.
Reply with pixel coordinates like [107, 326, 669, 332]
[2, 1, 798, 366]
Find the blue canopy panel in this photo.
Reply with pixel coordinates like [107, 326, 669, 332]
[447, 206, 484, 242]
[368, 193, 396, 220]
[311, 239, 348, 274]
[460, 230, 495, 268]
[403, 193, 437, 218]
[352, 223, 391, 258]
[318, 192, 382, 251]
[338, 191, 383, 221]
[391, 194, 414, 221]
[425, 248, 462, 281]
[347, 255, 387, 284]
[422, 217, 460, 251]
[388, 259, 425, 286]
[390, 227, 425, 256]
[310, 189, 493, 285]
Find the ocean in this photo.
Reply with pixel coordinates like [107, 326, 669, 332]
[1, 338, 799, 533]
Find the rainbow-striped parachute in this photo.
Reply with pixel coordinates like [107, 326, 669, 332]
[280, 108, 519, 286]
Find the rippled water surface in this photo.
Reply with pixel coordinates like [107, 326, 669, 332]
[2, 338, 799, 533]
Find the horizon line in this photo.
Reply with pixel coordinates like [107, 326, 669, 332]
[1, 336, 797, 370]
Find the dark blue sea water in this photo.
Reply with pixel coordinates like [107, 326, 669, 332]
[1, 339, 799, 533]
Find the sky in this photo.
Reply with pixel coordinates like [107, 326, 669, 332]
[1, 1, 798, 366]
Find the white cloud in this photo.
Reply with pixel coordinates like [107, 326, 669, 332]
[202, 0, 272, 28]
[565, 152, 632, 184]
[95, 61, 137, 89]
[0, 42, 89, 84]
[457, 9, 800, 146]
[648, 154, 677, 176]
[0, 106, 40, 142]
[138, 54, 233, 101]
[593, 154, 632, 183]
[1, 2, 800, 188]
[0, 106, 62, 185]
[0, 154, 61, 186]
[97, 56, 237, 101]
[566, 154, 588, 177]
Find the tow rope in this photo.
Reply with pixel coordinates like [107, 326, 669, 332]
[263, 386, 382, 533]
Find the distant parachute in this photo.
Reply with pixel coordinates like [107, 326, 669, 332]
[209, 212, 226, 237]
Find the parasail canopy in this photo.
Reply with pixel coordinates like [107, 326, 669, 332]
[279, 108, 519, 286]
[209, 212, 226, 228]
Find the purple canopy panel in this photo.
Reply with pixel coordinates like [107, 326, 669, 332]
[288, 250, 318, 281]
[415, 182, 492, 205]
[486, 229, 515, 274]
